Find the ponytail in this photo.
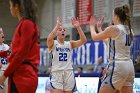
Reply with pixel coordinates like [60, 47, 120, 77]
[123, 5, 133, 42]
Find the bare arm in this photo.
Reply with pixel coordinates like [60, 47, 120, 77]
[70, 17, 87, 49]
[97, 16, 109, 44]
[90, 16, 119, 41]
[47, 17, 62, 51]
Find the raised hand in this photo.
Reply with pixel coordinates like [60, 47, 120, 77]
[71, 17, 80, 28]
[56, 16, 62, 26]
[90, 15, 97, 27]
[97, 16, 104, 30]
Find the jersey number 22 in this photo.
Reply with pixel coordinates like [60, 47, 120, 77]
[59, 53, 67, 61]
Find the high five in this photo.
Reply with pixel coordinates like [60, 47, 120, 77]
[47, 17, 87, 93]
[90, 4, 135, 93]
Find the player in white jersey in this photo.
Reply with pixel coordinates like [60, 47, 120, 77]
[90, 4, 134, 93]
[47, 17, 87, 93]
[0, 28, 9, 93]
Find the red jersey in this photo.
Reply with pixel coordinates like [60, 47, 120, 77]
[4, 19, 40, 77]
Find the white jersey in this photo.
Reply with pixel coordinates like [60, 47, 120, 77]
[109, 24, 132, 60]
[0, 43, 9, 70]
[49, 40, 73, 72]
[101, 24, 135, 90]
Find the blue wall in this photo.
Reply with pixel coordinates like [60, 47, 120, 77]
[40, 35, 140, 67]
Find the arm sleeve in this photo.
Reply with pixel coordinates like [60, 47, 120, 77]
[4, 20, 35, 77]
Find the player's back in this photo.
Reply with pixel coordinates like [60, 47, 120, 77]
[109, 24, 132, 60]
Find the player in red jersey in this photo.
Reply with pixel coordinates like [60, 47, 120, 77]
[0, 0, 39, 93]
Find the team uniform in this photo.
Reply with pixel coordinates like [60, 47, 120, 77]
[3, 19, 40, 93]
[0, 43, 9, 93]
[49, 40, 77, 92]
[101, 24, 135, 90]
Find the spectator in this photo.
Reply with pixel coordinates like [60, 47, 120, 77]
[77, 66, 83, 75]
[87, 66, 94, 73]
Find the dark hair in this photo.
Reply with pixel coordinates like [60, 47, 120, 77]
[114, 4, 133, 43]
[101, 67, 105, 70]
[78, 67, 83, 71]
[10, 0, 38, 23]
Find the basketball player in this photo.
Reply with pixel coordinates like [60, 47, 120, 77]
[47, 17, 87, 93]
[0, 0, 39, 93]
[97, 15, 120, 93]
[90, 4, 135, 93]
[0, 28, 9, 93]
